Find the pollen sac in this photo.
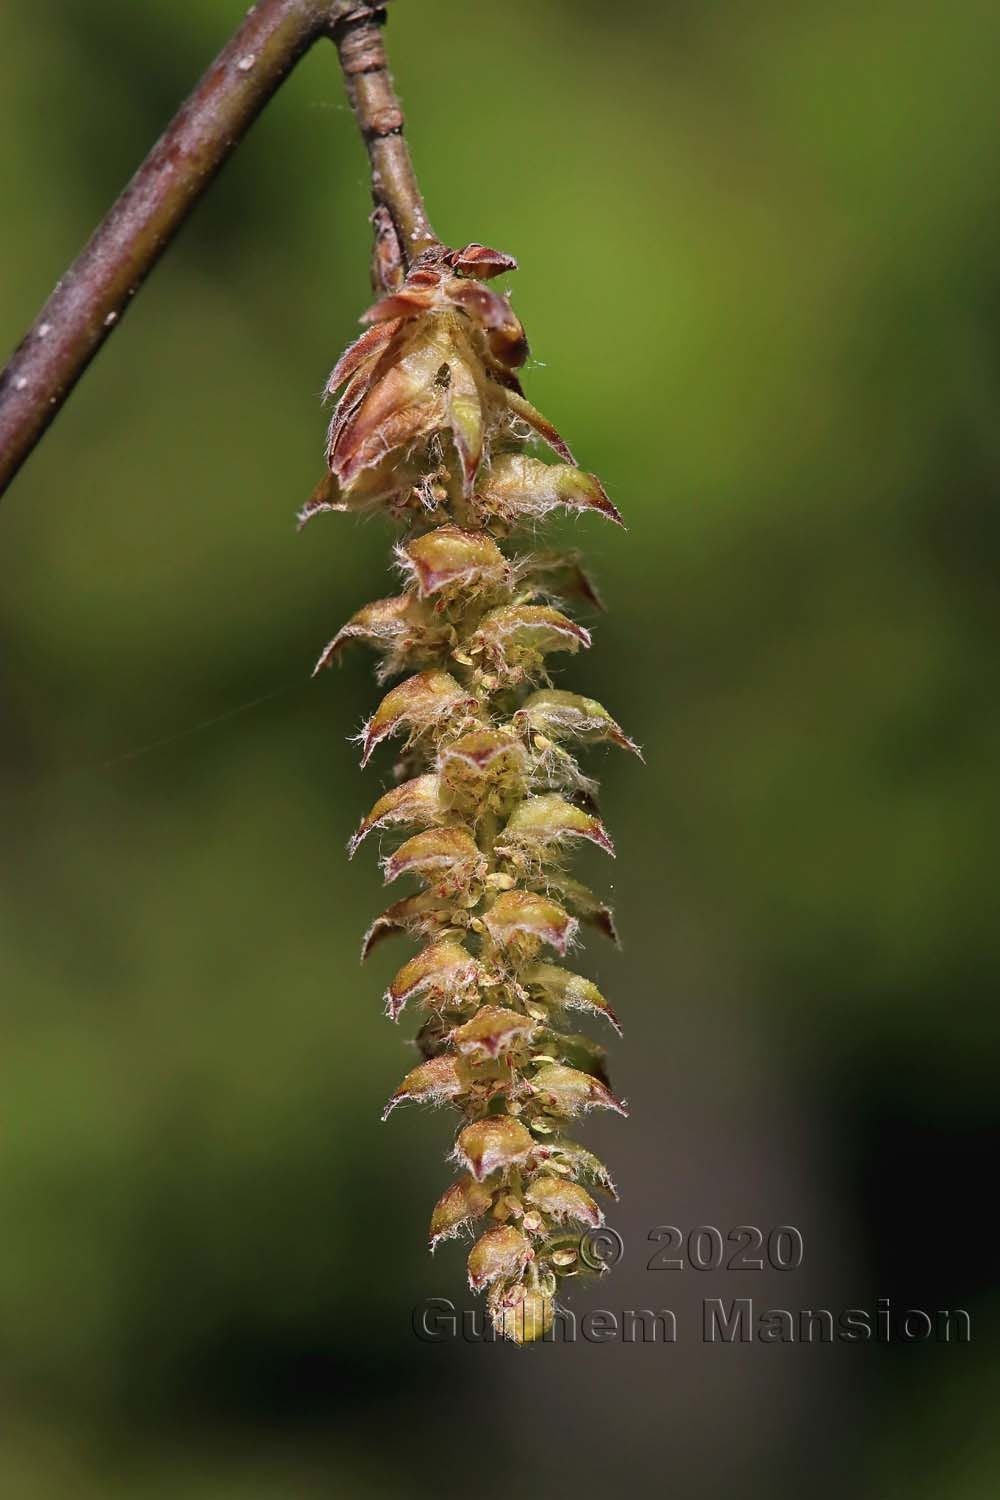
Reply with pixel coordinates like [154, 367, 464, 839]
[360, 670, 475, 766]
[530, 1063, 627, 1119]
[454, 1116, 535, 1181]
[452, 1006, 536, 1060]
[438, 729, 528, 815]
[470, 605, 591, 683]
[429, 1176, 495, 1250]
[474, 454, 623, 529]
[467, 1225, 534, 1291]
[482, 890, 578, 958]
[382, 826, 486, 896]
[385, 939, 481, 1021]
[399, 525, 508, 602]
[515, 688, 641, 757]
[524, 1175, 603, 1228]
[349, 774, 444, 857]
[382, 1054, 466, 1120]
[490, 1284, 554, 1344]
[522, 962, 621, 1034]
[498, 793, 615, 861]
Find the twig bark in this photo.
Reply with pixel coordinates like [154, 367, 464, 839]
[334, 11, 438, 287]
[0, 0, 433, 497]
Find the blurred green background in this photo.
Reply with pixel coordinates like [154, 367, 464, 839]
[2, 0, 998, 1494]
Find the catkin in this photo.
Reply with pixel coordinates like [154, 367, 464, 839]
[304, 241, 638, 1342]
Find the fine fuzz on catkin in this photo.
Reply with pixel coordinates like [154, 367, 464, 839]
[304, 241, 638, 1343]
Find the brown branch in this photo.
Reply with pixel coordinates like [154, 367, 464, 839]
[333, 9, 438, 288]
[0, 0, 433, 497]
